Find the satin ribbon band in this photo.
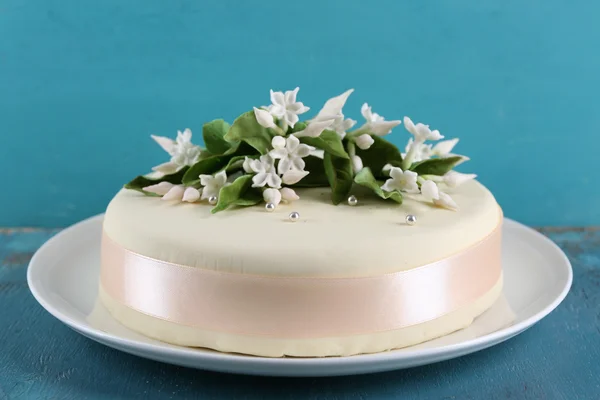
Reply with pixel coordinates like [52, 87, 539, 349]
[100, 225, 502, 338]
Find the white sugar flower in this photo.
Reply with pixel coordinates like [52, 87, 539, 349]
[143, 182, 201, 203]
[431, 138, 459, 157]
[419, 179, 458, 210]
[312, 89, 356, 139]
[359, 103, 401, 136]
[253, 107, 276, 129]
[151, 129, 202, 175]
[354, 133, 375, 150]
[249, 155, 282, 188]
[199, 170, 229, 200]
[293, 119, 334, 138]
[269, 135, 315, 174]
[420, 179, 440, 201]
[268, 87, 310, 128]
[443, 171, 477, 188]
[263, 187, 300, 206]
[281, 169, 309, 185]
[381, 167, 419, 193]
[280, 187, 300, 202]
[403, 117, 444, 142]
[263, 188, 282, 206]
[351, 155, 364, 173]
[434, 191, 459, 211]
[404, 138, 432, 162]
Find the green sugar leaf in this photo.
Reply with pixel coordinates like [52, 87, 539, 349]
[354, 167, 403, 204]
[211, 175, 258, 213]
[224, 111, 272, 155]
[409, 156, 464, 176]
[124, 167, 188, 194]
[324, 152, 354, 205]
[182, 155, 231, 185]
[355, 136, 403, 178]
[202, 119, 232, 155]
[290, 156, 329, 187]
[300, 129, 349, 159]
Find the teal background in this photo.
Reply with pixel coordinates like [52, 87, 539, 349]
[1, 0, 598, 227]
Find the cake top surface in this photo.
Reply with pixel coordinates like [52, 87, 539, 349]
[122, 87, 479, 217]
[104, 180, 501, 277]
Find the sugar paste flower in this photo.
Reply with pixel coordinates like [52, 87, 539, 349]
[199, 170, 229, 200]
[420, 179, 458, 210]
[269, 135, 315, 174]
[359, 103, 401, 136]
[311, 89, 356, 139]
[248, 155, 282, 188]
[143, 182, 201, 203]
[381, 167, 419, 193]
[151, 129, 202, 175]
[253, 107, 276, 129]
[263, 187, 300, 206]
[267, 87, 310, 128]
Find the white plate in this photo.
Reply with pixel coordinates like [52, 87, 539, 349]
[27, 215, 572, 377]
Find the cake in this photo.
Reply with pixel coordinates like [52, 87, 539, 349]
[100, 88, 503, 357]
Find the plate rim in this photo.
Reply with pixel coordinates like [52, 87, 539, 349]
[27, 214, 573, 374]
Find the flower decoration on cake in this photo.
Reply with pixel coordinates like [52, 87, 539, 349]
[125, 88, 476, 213]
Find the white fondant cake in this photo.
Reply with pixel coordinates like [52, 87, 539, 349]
[101, 181, 502, 357]
[100, 87, 504, 357]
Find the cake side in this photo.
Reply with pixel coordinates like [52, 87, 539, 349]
[103, 179, 501, 277]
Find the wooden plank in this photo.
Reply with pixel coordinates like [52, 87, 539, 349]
[0, 228, 598, 399]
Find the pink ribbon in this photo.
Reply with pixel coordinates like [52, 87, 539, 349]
[100, 225, 502, 338]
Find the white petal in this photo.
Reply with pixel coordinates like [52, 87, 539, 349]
[182, 187, 201, 203]
[252, 173, 269, 188]
[421, 180, 440, 201]
[443, 171, 477, 188]
[284, 87, 300, 105]
[382, 163, 393, 173]
[381, 179, 398, 193]
[354, 134, 375, 150]
[361, 103, 372, 121]
[242, 157, 254, 173]
[253, 107, 276, 128]
[286, 135, 300, 152]
[351, 155, 364, 173]
[432, 138, 459, 156]
[370, 120, 402, 136]
[294, 143, 314, 158]
[286, 111, 300, 128]
[277, 157, 292, 175]
[282, 169, 309, 185]
[428, 129, 444, 141]
[152, 162, 180, 175]
[143, 181, 175, 196]
[214, 170, 228, 186]
[270, 89, 285, 106]
[310, 149, 325, 159]
[269, 148, 288, 160]
[162, 185, 185, 201]
[280, 187, 300, 201]
[151, 135, 175, 155]
[403, 116, 417, 137]
[199, 174, 214, 187]
[266, 173, 282, 189]
[177, 128, 193, 143]
[313, 89, 354, 121]
[263, 188, 282, 206]
[293, 119, 334, 138]
[271, 135, 286, 150]
[434, 191, 459, 210]
[388, 167, 405, 180]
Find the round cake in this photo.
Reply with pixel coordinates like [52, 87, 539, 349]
[100, 87, 503, 357]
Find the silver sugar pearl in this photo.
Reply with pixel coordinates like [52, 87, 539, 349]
[208, 196, 218, 205]
[347, 195, 358, 206]
[406, 214, 417, 226]
[265, 202, 276, 212]
[289, 211, 300, 222]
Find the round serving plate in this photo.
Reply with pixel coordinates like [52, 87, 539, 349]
[27, 215, 572, 377]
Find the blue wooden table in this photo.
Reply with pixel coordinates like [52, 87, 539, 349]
[0, 227, 598, 399]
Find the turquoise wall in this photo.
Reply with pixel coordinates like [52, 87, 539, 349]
[1, 1, 598, 227]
